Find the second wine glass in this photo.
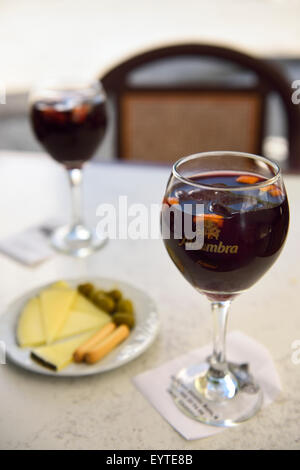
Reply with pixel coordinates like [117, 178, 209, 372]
[30, 78, 107, 257]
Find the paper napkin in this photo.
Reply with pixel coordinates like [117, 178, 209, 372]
[133, 331, 281, 440]
[0, 219, 60, 266]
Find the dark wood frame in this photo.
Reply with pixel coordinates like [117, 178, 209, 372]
[101, 43, 300, 170]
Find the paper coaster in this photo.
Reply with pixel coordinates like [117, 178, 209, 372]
[133, 331, 281, 440]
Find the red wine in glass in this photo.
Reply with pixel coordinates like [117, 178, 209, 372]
[162, 171, 289, 301]
[31, 96, 107, 168]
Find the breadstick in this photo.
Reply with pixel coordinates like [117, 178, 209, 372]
[73, 322, 116, 362]
[85, 324, 130, 364]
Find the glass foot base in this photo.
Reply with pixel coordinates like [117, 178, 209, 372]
[51, 225, 107, 258]
[169, 362, 263, 427]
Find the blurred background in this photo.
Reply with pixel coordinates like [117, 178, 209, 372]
[1, 0, 300, 166]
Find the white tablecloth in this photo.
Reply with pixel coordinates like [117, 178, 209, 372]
[0, 150, 299, 450]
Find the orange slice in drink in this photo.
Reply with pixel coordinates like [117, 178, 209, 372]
[236, 175, 260, 184]
[193, 213, 224, 228]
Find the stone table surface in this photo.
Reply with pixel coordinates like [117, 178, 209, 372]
[0, 151, 299, 450]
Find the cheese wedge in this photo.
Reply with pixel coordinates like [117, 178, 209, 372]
[50, 281, 71, 289]
[40, 288, 77, 344]
[17, 291, 110, 348]
[31, 330, 98, 371]
[17, 297, 45, 347]
[56, 309, 110, 340]
[72, 293, 108, 317]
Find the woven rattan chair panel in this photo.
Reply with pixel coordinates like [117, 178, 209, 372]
[120, 91, 261, 163]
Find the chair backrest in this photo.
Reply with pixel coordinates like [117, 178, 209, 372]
[102, 44, 300, 170]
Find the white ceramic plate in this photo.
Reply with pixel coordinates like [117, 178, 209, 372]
[0, 277, 159, 377]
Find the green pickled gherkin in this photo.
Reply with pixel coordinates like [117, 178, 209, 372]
[117, 299, 134, 314]
[77, 284, 135, 319]
[90, 289, 104, 302]
[93, 292, 116, 313]
[113, 312, 135, 329]
[107, 289, 123, 302]
[78, 283, 95, 298]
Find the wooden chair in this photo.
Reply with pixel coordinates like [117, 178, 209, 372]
[101, 44, 300, 170]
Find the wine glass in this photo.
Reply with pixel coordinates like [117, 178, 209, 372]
[29, 78, 107, 257]
[161, 151, 289, 426]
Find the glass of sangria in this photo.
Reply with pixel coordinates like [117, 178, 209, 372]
[161, 151, 289, 426]
[30, 78, 107, 257]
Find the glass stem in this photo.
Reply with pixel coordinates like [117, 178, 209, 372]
[194, 299, 237, 400]
[68, 167, 84, 228]
[210, 300, 231, 374]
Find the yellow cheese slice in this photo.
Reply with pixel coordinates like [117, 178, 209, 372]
[50, 281, 71, 289]
[17, 297, 45, 347]
[72, 293, 108, 317]
[16, 290, 111, 348]
[56, 309, 110, 340]
[40, 288, 77, 344]
[31, 330, 98, 371]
